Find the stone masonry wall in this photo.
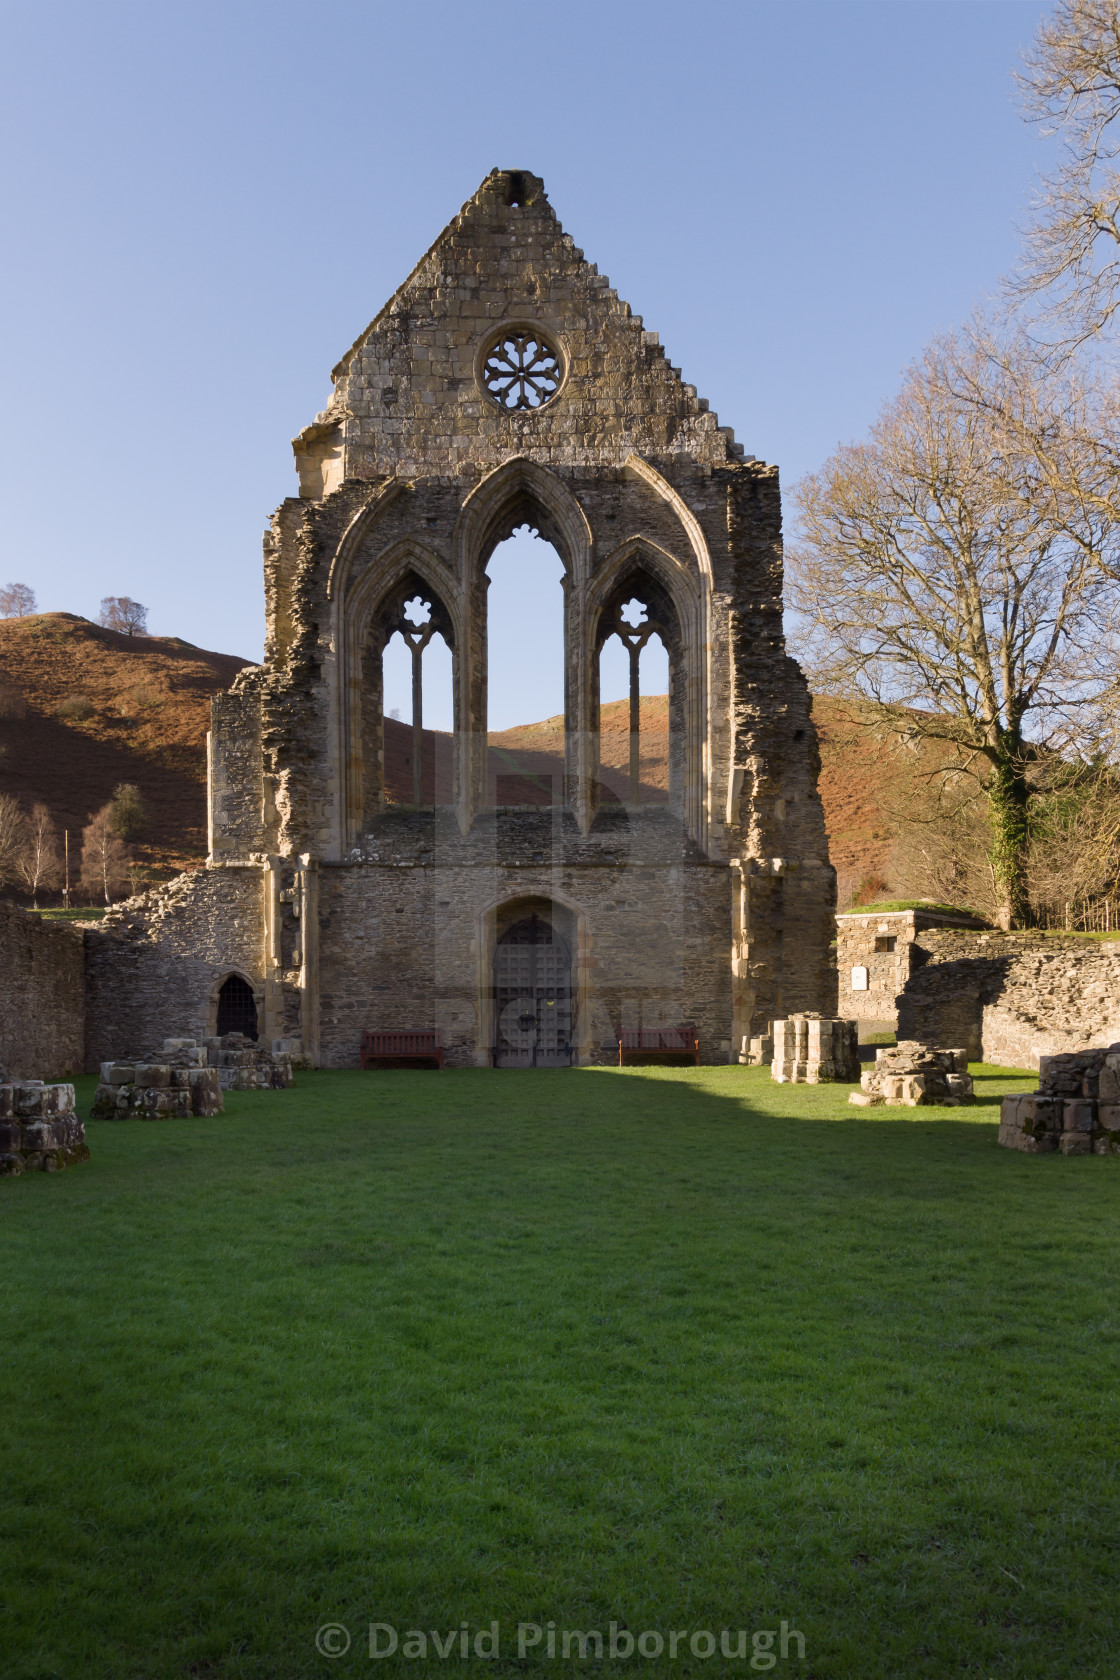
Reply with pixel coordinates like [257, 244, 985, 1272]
[896, 930, 1120, 1068]
[318, 806, 733, 1067]
[837, 908, 988, 1025]
[0, 900, 85, 1078]
[84, 867, 265, 1070]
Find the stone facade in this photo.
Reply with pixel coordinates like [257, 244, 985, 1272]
[0, 900, 84, 1079]
[836, 907, 987, 1027]
[83, 170, 836, 1069]
[896, 931, 1120, 1068]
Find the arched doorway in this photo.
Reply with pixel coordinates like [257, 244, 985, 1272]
[493, 913, 572, 1067]
[216, 974, 258, 1040]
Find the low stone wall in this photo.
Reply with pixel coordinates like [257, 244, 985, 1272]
[896, 932, 1120, 1068]
[998, 1046, 1120, 1154]
[0, 900, 85, 1079]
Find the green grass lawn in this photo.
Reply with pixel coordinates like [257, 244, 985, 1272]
[3, 1065, 1118, 1680]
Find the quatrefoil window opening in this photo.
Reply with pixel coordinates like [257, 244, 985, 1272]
[482, 331, 562, 410]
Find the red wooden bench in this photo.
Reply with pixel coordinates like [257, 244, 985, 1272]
[360, 1030, 444, 1070]
[617, 1027, 699, 1066]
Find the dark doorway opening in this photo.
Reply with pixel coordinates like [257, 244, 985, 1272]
[494, 913, 572, 1067]
[216, 974, 258, 1041]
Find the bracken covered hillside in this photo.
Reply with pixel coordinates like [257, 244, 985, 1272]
[0, 614, 253, 872]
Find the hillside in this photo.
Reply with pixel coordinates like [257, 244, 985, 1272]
[0, 613, 253, 874]
[0, 614, 898, 903]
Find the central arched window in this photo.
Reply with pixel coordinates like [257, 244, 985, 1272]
[485, 525, 566, 807]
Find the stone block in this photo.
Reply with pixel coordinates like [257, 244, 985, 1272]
[91, 1082, 130, 1118]
[998, 1117, 1057, 1152]
[187, 1067, 223, 1116]
[0, 1154, 23, 1175]
[21, 1118, 84, 1152]
[0, 1121, 20, 1153]
[945, 1072, 973, 1099]
[134, 1065, 171, 1088]
[1059, 1132, 1091, 1156]
[0, 1086, 11, 1118]
[1096, 1103, 1120, 1132]
[136, 1088, 191, 1120]
[13, 1083, 47, 1116]
[945, 1049, 969, 1073]
[1063, 1099, 1097, 1134]
[1099, 1065, 1120, 1103]
[847, 1090, 882, 1106]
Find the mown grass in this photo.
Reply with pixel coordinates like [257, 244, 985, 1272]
[2, 1065, 1118, 1680]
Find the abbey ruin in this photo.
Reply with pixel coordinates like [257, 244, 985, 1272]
[82, 170, 837, 1068]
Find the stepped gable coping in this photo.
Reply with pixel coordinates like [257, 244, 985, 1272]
[298, 167, 749, 466]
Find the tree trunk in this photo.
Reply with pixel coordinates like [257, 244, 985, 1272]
[988, 741, 1030, 930]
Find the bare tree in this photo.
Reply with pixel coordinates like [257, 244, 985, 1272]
[99, 596, 148, 636]
[79, 804, 131, 905]
[1014, 0, 1120, 342]
[0, 582, 36, 618]
[788, 325, 1120, 929]
[18, 802, 61, 908]
[0, 794, 29, 891]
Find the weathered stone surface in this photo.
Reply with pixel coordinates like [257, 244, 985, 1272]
[81, 170, 837, 1071]
[1063, 1099, 1097, 1134]
[88, 1036, 287, 1118]
[0, 1083, 87, 1173]
[0, 900, 84, 1080]
[771, 1016, 859, 1083]
[897, 932, 1120, 1067]
[997, 1043, 1120, 1155]
[852, 1041, 973, 1108]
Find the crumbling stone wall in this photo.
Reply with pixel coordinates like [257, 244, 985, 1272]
[84, 868, 265, 1070]
[0, 900, 84, 1078]
[896, 930, 1120, 1068]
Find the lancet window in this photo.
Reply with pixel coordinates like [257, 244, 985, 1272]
[594, 568, 678, 811]
[360, 572, 455, 819]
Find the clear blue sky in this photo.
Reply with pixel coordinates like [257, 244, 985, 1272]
[0, 0, 1050, 727]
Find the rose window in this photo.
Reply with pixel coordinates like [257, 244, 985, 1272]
[481, 331, 562, 410]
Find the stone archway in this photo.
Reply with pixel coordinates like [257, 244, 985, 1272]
[216, 973, 259, 1041]
[493, 911, 572, 1067]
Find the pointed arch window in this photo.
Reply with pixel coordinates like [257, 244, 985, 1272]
[595, 566, 677, 810]
[360, 571, 455, 819]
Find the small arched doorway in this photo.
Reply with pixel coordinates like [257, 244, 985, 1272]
[493, 913, 571, 1067]
[216, 974, 259, 1041]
